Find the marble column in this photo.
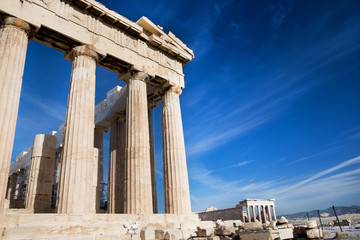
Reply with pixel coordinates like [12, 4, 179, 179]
[5, 177, 10, 201]
[94, 127, 106, 212]
[108, 117, 125, 213]
[258, 205, 262, 223]
[56, 45, 98, 214]
[148, 107, 158, 213]
[246, 205, 251, 222]
[266, 205, 272, 222]
[15, 168, 26, 202]
[0, 17, 31, 213]
[262, 205, 267, 222]
[162, 86, 191, 214]
[7, 173, 18, 208]
[252, 205, 256, 222]
[25, 134, 57, 212]
[124, 71, 153, 214]
[240, 207, 245, 222]
[272, 205, 277, 220]
[91, 148, 99, 213]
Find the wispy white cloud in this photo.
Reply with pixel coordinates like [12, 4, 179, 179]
[186, 80, 312, 157]
[287, 156, 310, 165]
[190, 155, 360, 213]
[231, 161, 251, 167]
[274, 155, 360, 195]
[155, 168, 163, 179]
[269, 1, 295, 30]
[22, 92, 66, 122]
[187, 114, 272, 156]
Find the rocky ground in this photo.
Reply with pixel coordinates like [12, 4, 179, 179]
[285, 213, 360, 239]
[285, 213, 360, 226]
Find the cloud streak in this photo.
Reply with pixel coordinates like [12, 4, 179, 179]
[186, 79, 312, 158]
[190, 155, 360, 213]
[22, 92, 66, 122]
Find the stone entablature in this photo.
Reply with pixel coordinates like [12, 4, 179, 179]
[0, 0, 194, 93]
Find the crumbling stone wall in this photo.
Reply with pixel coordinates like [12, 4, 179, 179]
[198, 207, 241, 221]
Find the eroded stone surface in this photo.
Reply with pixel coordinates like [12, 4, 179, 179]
[0, 16, 31, 213]
[25, 134, 57, 213]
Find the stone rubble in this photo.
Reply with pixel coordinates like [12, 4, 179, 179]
[293, 220, 324, 239]
[184, 218, 295, 240]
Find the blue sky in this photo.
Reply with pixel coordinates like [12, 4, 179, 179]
[12, 0, 360, 214]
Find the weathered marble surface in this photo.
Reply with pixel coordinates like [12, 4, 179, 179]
[108, 117, 125, 213]
[1, 0, 195, 220]
[0, 17, 31, 214]
[0, 0, 194, 90]
[25, 134, 57, 213]
[162, 87, 191, 214]
[124, 72, 153, 214]
[56, 45, 98, 214]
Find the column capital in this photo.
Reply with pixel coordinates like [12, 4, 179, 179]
[94, 126, 108, 134]
[148, 101, 158, 110]
[165, 85, 182, 96]
[2, 16, 32, 35]
[130, 71, 149, 82]
[66, 45, 99, 62]
[119, 70, 150, 83]
[109, 112, 125, 124]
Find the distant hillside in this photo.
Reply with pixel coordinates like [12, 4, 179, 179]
[283, 205, 360, 219]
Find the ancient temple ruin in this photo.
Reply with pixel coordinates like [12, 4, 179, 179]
[0, 0, 193, 216]
[0, 0, 305, 239]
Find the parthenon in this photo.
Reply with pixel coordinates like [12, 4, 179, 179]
[0, 0, 299, 239]
[0, 0, 193, 216]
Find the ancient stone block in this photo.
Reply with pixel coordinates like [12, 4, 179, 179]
[197, 227, 214, 237]
[214, 227, 233, 236]
[155, 229, 164, 239]
[232, 220, 244, 228]
[238, 231, 273, 240]
[306, 228, 323, 239]
[277, 228, 294, 239]
[243, 222, 263, 231]
[277, 217, 288, 224]
[198, 221, 216, 229]
[207, 236, 220, 240]
[140, 226, 155, 240]
[306, 220, 317, 228]
[223, 220, 235, 228]
[219, 236, 232, 240]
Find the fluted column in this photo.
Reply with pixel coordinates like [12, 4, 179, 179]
[148, 107, 158, 213]
[240, 206, 245, 222]
[246, 205, 251, 222]
[258, 205, 262, 223]
[266, 205, 272, 222]
[124, 71, 153, 214]
[252, 205, 256, 222]
[262, 205, 267, 222]
[7, 173, 18, 208]
[162, 86, 191, 215]
[272, 205, 277, 220]
[94, 127, 106, 212]
[25, 134, 57, 212]
[0, 17, 31, 213]
[108, 116, 125, 213]
[56, 45, 98, 214]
